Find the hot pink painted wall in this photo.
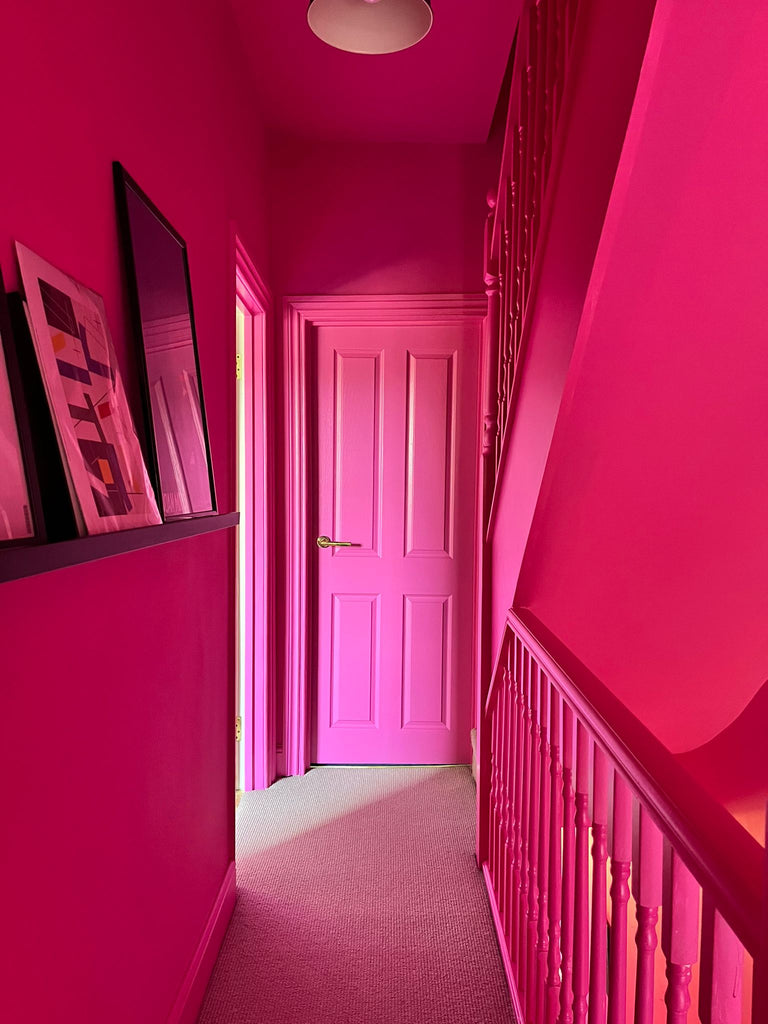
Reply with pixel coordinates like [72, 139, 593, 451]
[268, 136, 496, 297]
[488, 0, 656, 655]
[0, 1, 269, 1020]
[516, 0, 768, 767]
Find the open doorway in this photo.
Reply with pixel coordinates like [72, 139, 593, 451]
[235, 239, 275, 795]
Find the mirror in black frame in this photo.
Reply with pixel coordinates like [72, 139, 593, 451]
[113, 162, 216, 520]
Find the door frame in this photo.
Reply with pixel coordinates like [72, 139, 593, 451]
[283, 294, 487, 775]
[235, 237, 276, 790]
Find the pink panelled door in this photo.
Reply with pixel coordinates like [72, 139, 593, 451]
[313, 323, 479, 764]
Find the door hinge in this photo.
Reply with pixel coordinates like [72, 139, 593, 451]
[235, 352, 243, 380]
[235, 715, 243, 742]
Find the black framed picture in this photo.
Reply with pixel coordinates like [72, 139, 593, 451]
[113, 162, 217, 520]
[0, 266, 44, 547]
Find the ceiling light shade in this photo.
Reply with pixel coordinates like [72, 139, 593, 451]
[307, 0, 433, 55]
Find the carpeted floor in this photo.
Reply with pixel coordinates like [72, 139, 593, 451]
[198, 766, 515, 1023]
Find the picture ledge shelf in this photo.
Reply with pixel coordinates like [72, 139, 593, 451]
[0, 512, 239, 584]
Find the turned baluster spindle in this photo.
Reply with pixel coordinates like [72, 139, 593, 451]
[504, 648, 517, 952]
[530, 0, 546, 255]
[512, 642, 527, 965]
[546, 0, 559, 187]
[632, 806, 662, 1024]
[490, 681, 500, 888]
[662, 847, 700, 1024]
[502, 658, 514, 941]
[496, 668, 509, 932]
[699, 897, 743, 1024]
[607, 775, 632, 1024]
[482, 194, 500, 476]
[526, 663, 543, 1023]
[546, 687, 563, 1024]
[500, 213, 511, 411]
[558, 702, 577, 1024]
[514, 123, 525, 360]
[552, 0, 566, 133]
[521, 90, 534, 320]
[711, 911, 743, 1023]
[493, 692, 499, 892]
[518, 652, 534, 1006]
[506, 180, 516, 389]
[511, 151, 523, 369]
[572, 722, 592, 1024]
[565, 0, 579, 53]
[504, 184, 515, 404]
[535, 673, 552, 1024]
[496, 243, 507, 449]
[588, 746, 610, 1024]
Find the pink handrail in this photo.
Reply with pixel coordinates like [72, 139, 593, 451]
[480, 607, 767, 1023]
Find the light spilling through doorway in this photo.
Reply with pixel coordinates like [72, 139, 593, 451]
[235, 240, 276, 794]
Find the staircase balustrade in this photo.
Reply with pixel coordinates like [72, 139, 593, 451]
[480, 609, 767, 1023]
[483, 0, 580, 508]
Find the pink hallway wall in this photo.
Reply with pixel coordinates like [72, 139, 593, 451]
[0, 2, 269, 1022]
[488, 0, 656, 655]
[268, 136, 497, 750]
[268, 137, 496, 297]
[516, 0, 768, 774]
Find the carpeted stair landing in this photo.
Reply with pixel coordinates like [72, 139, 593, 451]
[198, 766, 515, 1023]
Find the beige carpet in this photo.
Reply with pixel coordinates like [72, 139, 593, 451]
[198, 766, 515, 1023]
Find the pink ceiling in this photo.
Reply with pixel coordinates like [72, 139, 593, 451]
[228, 1, 520, 143]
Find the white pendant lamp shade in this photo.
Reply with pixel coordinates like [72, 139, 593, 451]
[307, 0, 433, 55]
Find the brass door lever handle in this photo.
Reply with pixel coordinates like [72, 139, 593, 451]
[316, 535, 354, 549]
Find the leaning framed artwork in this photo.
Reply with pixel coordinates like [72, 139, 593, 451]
[16, 243, 161, 536]
[0, 266, 43, 546]
[113, 162, 217, 520]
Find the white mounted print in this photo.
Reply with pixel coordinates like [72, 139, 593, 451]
[16, 243, 161, 535]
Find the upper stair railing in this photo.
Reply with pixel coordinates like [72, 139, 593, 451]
[483, 0, 580, 515]
[479, 609, 767, 1024]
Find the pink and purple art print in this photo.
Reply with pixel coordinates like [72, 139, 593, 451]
[16, 243, 161, 536]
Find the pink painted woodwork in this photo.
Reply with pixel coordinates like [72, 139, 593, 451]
[588, 746, 609, 1024]
[700, 898, 744, 1024]
[607, 774, 632, 1024]
[235, 241, 276, 792]
[559, 700, 576, 1024]
[284, 299, 487, 770]
[525, 663, 542, 1022]
[632, 807, 663, 1024]
[572, 722, 591, 1024]
[536, 671, 552, 1024]
[484, 0, 579, 489]
[661, 851, 699, 1024]
[546, 687, 562, 1024]
[480, 611, 767, 1024]
[286, 299, 481, 766]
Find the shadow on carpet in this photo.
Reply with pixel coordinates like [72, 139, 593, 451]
[198, 766, 515, 1023]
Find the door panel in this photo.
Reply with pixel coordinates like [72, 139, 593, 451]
[314, 322, 478, 764]
[333, 351, 382, 556]
[405, 352, 455, 557]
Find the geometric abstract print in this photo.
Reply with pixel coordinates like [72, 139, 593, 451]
[16, 243, 161, 535]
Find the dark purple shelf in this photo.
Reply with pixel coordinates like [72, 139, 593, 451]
[0, 512, 239, 583]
